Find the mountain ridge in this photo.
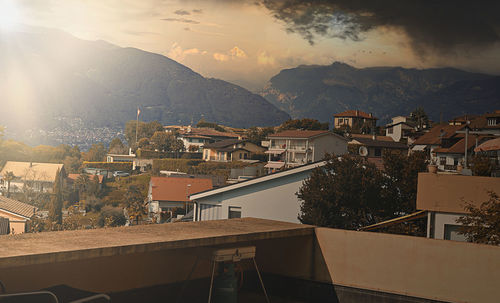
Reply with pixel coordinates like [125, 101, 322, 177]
[260, 62, 498, 123]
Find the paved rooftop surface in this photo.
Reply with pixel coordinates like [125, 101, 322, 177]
[0, 218, 313, 269]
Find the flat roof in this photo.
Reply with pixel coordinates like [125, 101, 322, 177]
[0, 218, 313, 269]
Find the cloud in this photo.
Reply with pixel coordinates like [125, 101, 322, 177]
[229, 46, 248, 59]
[257, 51, 275, 66]
[167, 43, 204, 61]
[213, 52, 229, 62]
[192, 9, 203, 14]
[161, 18, 199, 24]
[259, 0, 500, 55]
[174, 9, 191, 16]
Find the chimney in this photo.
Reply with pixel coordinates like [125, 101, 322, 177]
[356, 110, 359, 116]
[369, 113, 372, 118]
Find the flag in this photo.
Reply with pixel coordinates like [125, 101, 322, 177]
[137, 107, 141, 118]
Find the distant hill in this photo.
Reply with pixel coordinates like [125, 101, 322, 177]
[0, 26, 290, 133]
[260, 62, 499, 123]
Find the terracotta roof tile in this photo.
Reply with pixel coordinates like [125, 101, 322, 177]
[0, 196, 37, 219]
[412, 124, 464, 145]
[151, 177, 213, 202]
[334, 110, 377, 119]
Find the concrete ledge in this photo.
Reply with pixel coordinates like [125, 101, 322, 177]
[0, 218, 313, 269]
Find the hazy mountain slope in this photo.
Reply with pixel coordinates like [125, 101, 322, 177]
[0, 26, 290, 132]
[261, 62, 497, 123]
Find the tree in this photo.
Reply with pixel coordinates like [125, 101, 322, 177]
[74, 174, 91, 201]
[457, 191, 500, 245]
[3, 171, 15, 198]
[124, 120, 163, 147]
[410, 107, 430, 130]
[109, 137, 127, 154]
[124, 185, 147, 225]
[470, 154, 496, 176]
[83, 143, 107, 162]
[48, 169, 63, 225]
[279, 119, 328, 131]
[382, 150, 428, 214]
[298, 154, 386, 229]
[246, 127, 275, 145]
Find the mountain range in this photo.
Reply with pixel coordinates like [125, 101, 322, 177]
[260, 62, 500, 123]
[0, 26, 290, 134]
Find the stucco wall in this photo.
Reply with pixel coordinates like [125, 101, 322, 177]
[312, 135, 347, 161]
[196, 171, 311, 223]
[315, 227, 500, 303]
[0, 209, 27, 234]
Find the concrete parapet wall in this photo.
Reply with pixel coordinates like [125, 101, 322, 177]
[315, 227, 500, 303]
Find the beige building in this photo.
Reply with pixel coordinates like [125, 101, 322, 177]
[202, 139, 265, 162]
[265, 130, 347, 170]
[333, 110, 377, 133]
[0, 196, 37, 234]
[417, 172, 500, 241]
[0, 161, 64, 193]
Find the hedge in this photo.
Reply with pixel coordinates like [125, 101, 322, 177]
[83, 162, 133, 172]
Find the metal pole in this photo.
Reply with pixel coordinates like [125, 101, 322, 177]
[208, 260, 217, 303]
[253, 258, 270, 303]
[464, 125, 469, 168]
[135, 107, 140, 147]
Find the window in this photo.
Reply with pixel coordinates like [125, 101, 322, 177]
[244, 153, 248, 159]
[239, 153, 242, 159]
[374, 148, 382, 157]
[439, 157, 446, 165]
[228, 206, 241, 219]
[387, 127, 393, 134]
[338, 118, 343, 125]
[444, 224, 467, 242]
[487, 118, 497, 126]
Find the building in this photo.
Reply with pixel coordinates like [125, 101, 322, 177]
[349, 134, 408, 157]
[265, 130, 347, 170]
[202, 139, 265, 162]
[175, 127, 240, 152]
[0, 161, 64, 193]
[148, 176, 213, 222]
[333, 110, 377, 133]
[0, 195, 37, 234]
[190, 161, 326, 223]
[385, 116, 419, 143]
[416, 172, 500, 242]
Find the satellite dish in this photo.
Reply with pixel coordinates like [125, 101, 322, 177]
[359, 146, 368, 157]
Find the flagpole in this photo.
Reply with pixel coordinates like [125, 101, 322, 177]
[135, 107, 140, 147]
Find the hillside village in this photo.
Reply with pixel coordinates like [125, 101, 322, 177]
[1, 108, 499, 244]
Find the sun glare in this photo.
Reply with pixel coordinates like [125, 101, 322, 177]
[0, 0, 20, 31]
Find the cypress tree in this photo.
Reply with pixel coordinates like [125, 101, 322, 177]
[48, 169, 63, 225]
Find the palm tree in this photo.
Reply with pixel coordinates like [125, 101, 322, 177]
[74, 174, 91, 201]
[3, 171, 15, 198]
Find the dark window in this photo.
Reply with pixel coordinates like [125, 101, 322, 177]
[387, 127, 393, 134]
[244, 153, 248, 159]
[440, 157, 446, 165]
[228, 206, 241, 219]
[374, 148, 382, 157]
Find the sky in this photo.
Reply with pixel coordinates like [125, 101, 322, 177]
[4, 0, 500, 91]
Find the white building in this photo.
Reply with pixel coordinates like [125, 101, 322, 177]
[190, 161, 326, 223]
[264, 130, 347, 171]
[385, 116, 417, 143]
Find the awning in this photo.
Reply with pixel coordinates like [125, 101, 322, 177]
[359, 210, 428, 231]
[265, 149, 286, 155]
[474, 138, 500, 152]
[412, 145, 426, 151]
[264, 162, 285, 169]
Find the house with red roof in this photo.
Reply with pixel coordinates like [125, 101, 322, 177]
[147, 176, 213, 223]
[264, 130, 347, 170]
[333, 110, 377, 134]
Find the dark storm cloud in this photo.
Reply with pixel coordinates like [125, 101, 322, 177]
[161, 18, 200, 24]
[174, 9, 191, 15]
[259, 0, 500, 54]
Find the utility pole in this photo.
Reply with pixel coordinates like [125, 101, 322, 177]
[135, 107, 140, 147]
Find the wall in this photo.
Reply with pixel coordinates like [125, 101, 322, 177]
[315, 227, 500, 303]
[432, 212, 465, 240]
[312, 135, 347, 161]
[196, 170, 311, 223]
[416, 173, 500, 213]
[0, 209, 26, 234]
